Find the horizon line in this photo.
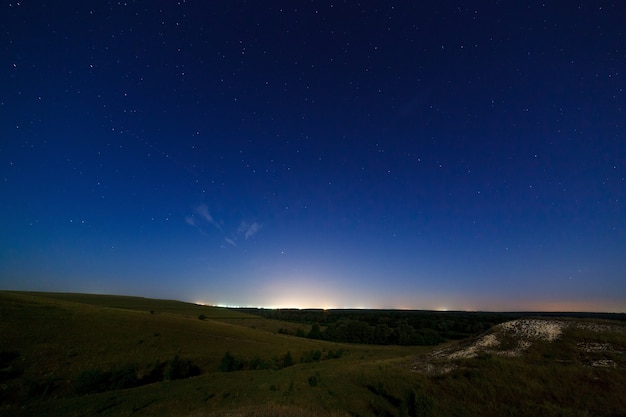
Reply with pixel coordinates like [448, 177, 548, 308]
[3, 289, 623, 315]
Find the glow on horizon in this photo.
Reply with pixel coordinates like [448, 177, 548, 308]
[190, 295, 625, 313]
[189, 276, 624, 312]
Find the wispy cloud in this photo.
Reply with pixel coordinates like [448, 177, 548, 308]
[238, 221, 261, 239]
[244, 222, 260, 239]
[195, 204, 221, 229]
[187, 204, 262, 246]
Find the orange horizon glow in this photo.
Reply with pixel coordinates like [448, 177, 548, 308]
[200, 298, 624, 313]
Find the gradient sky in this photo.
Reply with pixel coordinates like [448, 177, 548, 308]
[1, 1, 625, 312]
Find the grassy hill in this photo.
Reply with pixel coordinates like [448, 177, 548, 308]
[20, 292, 258, 318]
[1, 290, 625, 416]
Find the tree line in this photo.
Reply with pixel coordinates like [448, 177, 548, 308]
[244, 309, 522, 346]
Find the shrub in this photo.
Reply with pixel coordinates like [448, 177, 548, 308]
[308, 323, 322, 339]
[74, 369, 112, 395]
[74, 366, 141, 395]
[74, 365, 140, 395]
[164, 356, 201, 380]
[24, 373, 56, 398]
[301, 349, 322, 363]
[311, 349, 322, 361]
[73, 357, 199, 395]
[282, 351, 294, 368]
[109, 365, 139, 390]
[250, 357, 273, 370]
[0, 351, 19, 368]
[140, 361, 165, 384]
[266, 356, 280, 370]
[0, 351, 21, 382]
[219, 351, 243, 372]
[325, 348, 345, 359]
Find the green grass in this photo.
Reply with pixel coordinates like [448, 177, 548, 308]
[14, 291, 256, 319]
[1, 290, 625, 417]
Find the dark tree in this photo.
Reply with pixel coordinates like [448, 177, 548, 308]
[308, 323, 322, 339]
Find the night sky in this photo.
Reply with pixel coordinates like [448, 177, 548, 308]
[2, 1, 625, 312]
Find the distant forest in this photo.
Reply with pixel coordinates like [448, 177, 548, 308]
[236, 309, 626, 346]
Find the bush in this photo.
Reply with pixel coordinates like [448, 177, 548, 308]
[308, 323, 322, 339]
[74, 357, 200, 395]
[24, 373, 56, 398]
[140, 361, 165, 384]
[74, 365, 140, 395]
[219, 351, 243, 372]
[74, 369, 113, 395]
[250, 357, 276, 370]
[218, 351, 300, 372]
[282, 351, 294, 368]
[109, 366, 139, 390]
[325, 348, 345, 359]
[0, 351, 21, 382]
[164, 356, 201, 380]
[0, 351, 19, 368]
[301, 349, 323, 363]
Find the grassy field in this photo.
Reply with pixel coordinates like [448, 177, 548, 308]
[1, 290, 625, 416]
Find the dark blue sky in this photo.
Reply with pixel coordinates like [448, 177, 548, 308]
[1, 1, 625, 311]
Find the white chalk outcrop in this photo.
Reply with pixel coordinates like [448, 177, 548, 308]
[412, 318, 625, 374]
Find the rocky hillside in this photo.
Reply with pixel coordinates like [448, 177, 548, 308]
[413, 318, 626, 374]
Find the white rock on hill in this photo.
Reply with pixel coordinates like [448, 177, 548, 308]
[412, 318, 626, 374]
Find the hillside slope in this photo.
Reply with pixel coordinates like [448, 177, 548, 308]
[0, 291, 416, 417]
[2, 291, 625, 417]
[410, 318, 626, 416]
[414, 318, 626, 372]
